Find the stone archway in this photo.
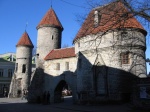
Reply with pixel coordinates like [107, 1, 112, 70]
[54, 80, 72, 103]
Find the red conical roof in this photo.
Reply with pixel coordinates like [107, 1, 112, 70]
[74, 1, 147, 42]
[16, 31, 34, 48]
[37, 8, 63, 30]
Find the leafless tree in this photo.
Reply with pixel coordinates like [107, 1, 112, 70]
[62, 44, 69, 48]
[74, 0, 149, 95]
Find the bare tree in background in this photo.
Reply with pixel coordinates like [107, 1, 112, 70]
[74, 0, 149, 95]
[62, 44, 69, 48]
[85, 0, 150, 23]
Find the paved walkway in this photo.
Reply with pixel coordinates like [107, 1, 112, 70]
[0, 97, 144, 112]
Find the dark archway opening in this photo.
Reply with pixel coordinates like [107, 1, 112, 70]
[54, 80, 72, 103]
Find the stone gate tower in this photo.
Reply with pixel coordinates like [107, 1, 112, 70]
[36, 7, 63, 68]
[9, 31, 34, 97]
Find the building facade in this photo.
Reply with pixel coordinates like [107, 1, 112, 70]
[0, 53, 15, 96]
[9, 1, 148, 103]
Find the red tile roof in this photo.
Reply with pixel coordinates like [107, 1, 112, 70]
[44, 47, 76, 60]
[74, 1, 146, 42]
[16, 31, 34, 47]
[37, 8, 63, 30]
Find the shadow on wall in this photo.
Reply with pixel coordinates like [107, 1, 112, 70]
[28, 51, 144, 104]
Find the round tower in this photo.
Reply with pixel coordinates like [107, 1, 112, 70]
[15, 31, 34, 91]
[36, 7, 63, 68]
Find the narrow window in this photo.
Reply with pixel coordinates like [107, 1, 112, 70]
[121, 32, 128, 40]
[56, 63, 60, 70]
[79, 59, 82, 69]
[78, 42, 80, 47]
[22, 64, 26, 73]
[15, 63, 18, 72]
[52, 35, 54, 40]
[8, 69, 13, 77]
[0, 69, 3, 77]
[65, 62, 69, 70]
[121, 52, 130, 64]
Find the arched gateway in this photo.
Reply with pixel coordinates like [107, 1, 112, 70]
[10, 1, 147, 105]
[54, 80, 72, 103]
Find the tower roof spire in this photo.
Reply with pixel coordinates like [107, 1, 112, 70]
[36, 7, 63, 30]
[51, 0, 52, 8]
[16, 32, 34, 48]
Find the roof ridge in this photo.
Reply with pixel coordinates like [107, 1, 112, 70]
[53, 47, 75, 51]
[44, 47, 75, 60]
[93, 1, 119, 10]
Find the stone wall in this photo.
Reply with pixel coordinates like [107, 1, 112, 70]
[9, 45, 32, 98]
[132, 78, 150, 110]
[36, 27, 62, 68]
[74, 29, 147, 102]
[43, 57, 77, 103]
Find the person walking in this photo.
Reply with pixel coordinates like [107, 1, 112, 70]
[47, 91, 50, 104]
[42, 91, 47, 105]
[21, 89, 25, 100]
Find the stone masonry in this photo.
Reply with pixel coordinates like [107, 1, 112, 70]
[9, 1, 148, 104]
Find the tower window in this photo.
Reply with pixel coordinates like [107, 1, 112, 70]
[56, 63, 60, 70]
[120, 52, 130, 64]
[22, 64, 26, 73]
[8, 69, 13, 77]
[52, 35, 54, 40]
[65, 62, 69, 70]
[15, 63, 18, 72]
[0, 69, 3, 77]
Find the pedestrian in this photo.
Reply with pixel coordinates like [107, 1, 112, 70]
[21, 89, 26, 100]
[4, 90, 7, 97]
[47, 91, 50, 104]
[42, 91, 46, 105]
[25, 90, 28, 100]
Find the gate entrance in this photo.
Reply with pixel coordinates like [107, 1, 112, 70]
[54, 80, 72, 103]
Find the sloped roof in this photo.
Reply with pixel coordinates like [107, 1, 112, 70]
[37, 8, 63, 30]
[74, 1, 146, 42]
[45, 47, 76, 60]
[16, 31, 34, 47]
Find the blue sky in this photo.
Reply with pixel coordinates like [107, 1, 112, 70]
[0, 0, 90, 53]
[0, 0, 150, 73]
